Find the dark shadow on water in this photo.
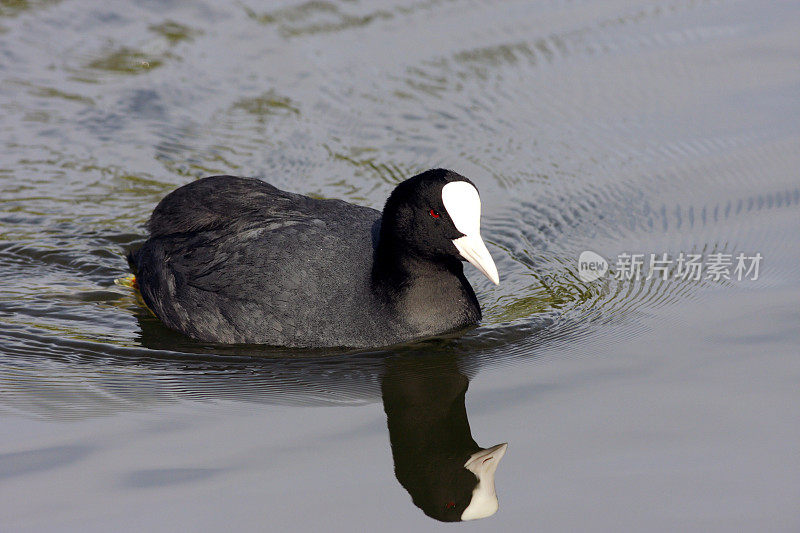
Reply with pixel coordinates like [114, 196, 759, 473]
[382, 355, 508, 522]
[122, 467, 222, 489]
[0, 445, 93, 480]
[136, 315, 511, 521]
[1, 309, 515, 522]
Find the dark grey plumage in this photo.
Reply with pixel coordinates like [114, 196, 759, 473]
[128, 170, 484, 348]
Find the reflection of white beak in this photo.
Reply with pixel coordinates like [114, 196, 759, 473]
[453, 234, 500, 285]
[441, 180, 500, 286]
[461, 442, 508, 521]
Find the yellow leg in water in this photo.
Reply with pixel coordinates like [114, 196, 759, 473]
[115, 274, 157, 316]
[115, 274, 138, 289]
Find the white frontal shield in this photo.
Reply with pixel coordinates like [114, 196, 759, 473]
[441, 181, 500, 285]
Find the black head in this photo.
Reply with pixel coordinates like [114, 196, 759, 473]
[379, 169, 499, 284]
[380, 169, 471, 258]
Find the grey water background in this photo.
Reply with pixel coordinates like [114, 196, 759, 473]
[1, 0, 799, 530]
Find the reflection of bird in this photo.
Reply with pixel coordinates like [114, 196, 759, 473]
[127, 169, 499, 348]
[381, 356, 507, 521]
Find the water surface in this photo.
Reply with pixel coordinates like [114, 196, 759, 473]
[1, 0, 799, 530]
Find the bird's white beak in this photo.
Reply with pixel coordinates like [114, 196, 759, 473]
[461, 442, 508, 521]
[442, 180, 500, 285]
[452, 234, 500, 285]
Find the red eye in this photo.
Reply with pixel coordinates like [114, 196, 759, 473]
[445, 501, 456, 509]
[429, 209, 440, 218]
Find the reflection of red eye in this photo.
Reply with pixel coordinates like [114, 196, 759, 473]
[429, 209, 440, 218]
[445, 501, 456, 509]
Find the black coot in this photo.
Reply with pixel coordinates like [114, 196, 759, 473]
[127, 168, 499, 348]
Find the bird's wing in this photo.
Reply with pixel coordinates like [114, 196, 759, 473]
[135, 185, 381, 344]
[147, 175, 310, 238]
